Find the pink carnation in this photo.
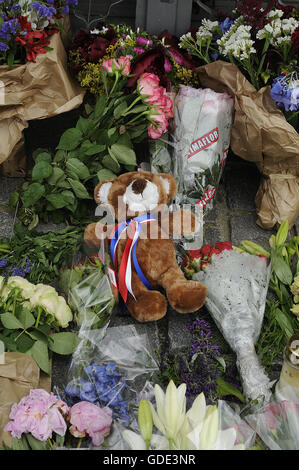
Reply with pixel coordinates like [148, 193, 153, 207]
[148, 111, 168, 139]
[136, 36, 153, 47]
[102, 56, 131, 76]
[69, 401, 112, 447]
[4, 389, 68, 441]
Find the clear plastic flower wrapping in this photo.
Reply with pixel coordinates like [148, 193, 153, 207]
[194, 249, 273, 404]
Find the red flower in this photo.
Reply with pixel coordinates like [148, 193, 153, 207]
[291, 27, 299, 55]
[200, 244, 214, 259]
[215, 241, 233, 252]
[126, 47, 171, 92]
[186, 249, 202, 262]
[15, 29, 51, 62]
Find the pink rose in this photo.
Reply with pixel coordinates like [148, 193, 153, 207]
[148, 111, 168, 139]
[138, 72, 160, 96]
[69, 401, 112, 447]
[102, 56, 131, 76]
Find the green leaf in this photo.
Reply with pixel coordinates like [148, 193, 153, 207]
[216, 377, 245, 403]
[57, 128, 83, 151]
[274, 307, 294, 339]
[34, 152, 52, 164]
[97, 168, 117, 182]
[67, 178, 91, 199]
[16, 308, 35, 329]
[61, 190, 77, 212]
[32, 161, 53, 182]
[84, 143, 106, 156]
[48, 332, 80, 355]
[103, 153, 121, 174]
[45, 193, 68, 209]
[113, 102, 128, 118]
[66, 158, 90, 180]
[53, 149, 67, 163]
[0, 313, 24, 329]
[16, 333, 34, 353]
[22, 183, 45, 207]
[94, 94, 106, 120]
[271, 249, 293, 285]
[76, 116, 91, 134]
[47, 167, 65, 185]
[12, 436, 30, 450]
[27, 340, 51, 375]
[110, 144, 137, 166]
[26, 434, 48, 450]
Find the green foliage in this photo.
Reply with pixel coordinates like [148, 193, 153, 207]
[0, 285, 79, 375]
[9, 85, 148, 228]
[0, 223, 84, 285]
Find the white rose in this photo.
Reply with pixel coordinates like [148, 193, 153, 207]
[54, 296, 73, 328]
[7, 276, 35, 300]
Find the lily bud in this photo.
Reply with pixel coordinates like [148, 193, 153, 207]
[138, 400, 153, 448]
[275, 220, 289, 246]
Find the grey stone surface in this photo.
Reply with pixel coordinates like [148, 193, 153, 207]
[108, 309, 161, 354]
[0, 176, 24, 205]
[203, 225, 223, 245]
[0, 212, 15, 239]
[168, 308, 193, 352]
[230, 213, 276, 249]
[225, 162, 260, 212]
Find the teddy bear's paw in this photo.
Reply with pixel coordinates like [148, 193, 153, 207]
[127, 291, 168, 322]
[167, 281, 207, 314]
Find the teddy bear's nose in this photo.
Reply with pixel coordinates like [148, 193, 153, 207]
[132, 179, 147, 195]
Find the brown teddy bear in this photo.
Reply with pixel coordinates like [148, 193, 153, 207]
[84, 171, 207, 322]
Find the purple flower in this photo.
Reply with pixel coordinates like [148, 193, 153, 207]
[0, 257, 8, 267]
[136, 36, 153, 47]
[270, 75, 299, 112]
[220, 18, 234, 35]
[133, 46, 145, 54]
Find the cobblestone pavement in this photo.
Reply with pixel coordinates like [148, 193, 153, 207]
[0, 117, 298, 394]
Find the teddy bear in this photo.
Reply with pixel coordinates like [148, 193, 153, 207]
[84, 171, 207, 322]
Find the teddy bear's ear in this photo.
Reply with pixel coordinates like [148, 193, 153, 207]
[94, 180, 114, 205]
[158, 173, 177, 202]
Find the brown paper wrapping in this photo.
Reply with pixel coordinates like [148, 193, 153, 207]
[0, 28, 85, 173]
[197, 61, 299, 230]
[0, 352, 51, 448]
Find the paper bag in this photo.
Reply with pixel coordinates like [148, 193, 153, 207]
[196, 61, 299, 230]
[0, 29, 85, 170]
[0, 352, 51, 448]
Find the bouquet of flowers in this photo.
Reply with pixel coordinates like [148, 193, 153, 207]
[0, 275, 78, 375]
[68, 23, 199, 96]
[58, 252, 117, 330]
[64, 325, 159, 437]
[3, 388, 113, 449]
[0, 0, 84, 172]
[0, 0, 78, 65]
[121, 380, 255, 450]
[179, 0, 299, 229]
[191, 243, 272, 403]
[245, 400, 299, 450]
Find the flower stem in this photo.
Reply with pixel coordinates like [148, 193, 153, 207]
[48, 438, 54, 450]
[77, 437, 83, 449]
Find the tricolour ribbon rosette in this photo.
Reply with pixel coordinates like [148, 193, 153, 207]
[193, 248, 272, 403]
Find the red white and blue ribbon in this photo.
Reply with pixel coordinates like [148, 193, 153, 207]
[109, 214, 157, 303]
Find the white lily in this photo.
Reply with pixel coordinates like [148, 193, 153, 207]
[122, 429, 170, 450]
[149, 380, 186, 447]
